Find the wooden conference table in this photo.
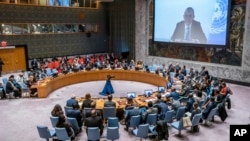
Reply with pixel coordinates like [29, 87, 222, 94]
[31, 70, 168, 98]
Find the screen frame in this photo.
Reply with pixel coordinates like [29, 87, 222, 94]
[127, 92, 136, 99]
[144, 89, 153, 97]
[158, 86, 165, 93]
[152, 0, 232, 48]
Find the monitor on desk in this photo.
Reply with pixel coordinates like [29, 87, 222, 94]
[144, 89, 153, 97]
[158, 86, 165, 93]
[127, 92, 136, 99]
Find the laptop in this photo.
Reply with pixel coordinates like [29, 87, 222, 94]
[144, 89, 153, 97]
[127, 92, 136, 99]
[158, 86, 165, 93]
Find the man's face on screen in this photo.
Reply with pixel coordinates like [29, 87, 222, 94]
[183, 11, 194, 25]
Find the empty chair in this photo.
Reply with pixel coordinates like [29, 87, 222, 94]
[190, 113, 202, 132]
[107, 127, 119, 141]
[107, 117, 119, 128]
[133, 124, 149, 141]
[175, 106, 186, 121]
[103, 107, 116, 120]
[129, 115, 142, 129]
[55, 127, 74, 141]
[50, 116, 59, 128]
[164, 110, 175, 125]
[171, 119, 184, 136]
[87, 127, 100, 141]
[67, 117, 81, 134]
[146, 114, 158, 138]
[37, 125, 56, 141]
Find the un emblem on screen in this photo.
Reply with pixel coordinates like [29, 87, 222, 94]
[230, 125, 250, 141]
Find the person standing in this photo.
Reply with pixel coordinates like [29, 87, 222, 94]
[99, 75, 115, 96]
[0, 58, 4, 77]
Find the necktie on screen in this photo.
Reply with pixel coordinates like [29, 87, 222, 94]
[185, 26, 190, 40]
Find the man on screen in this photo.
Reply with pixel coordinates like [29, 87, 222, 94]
[171, 7, 207, 44]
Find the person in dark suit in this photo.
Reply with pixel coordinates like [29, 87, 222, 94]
[6, 75, 21, 98]
[142, 101, 158, 123]
[104, 94, 116, 107]
[84, 109, 104, 137]
[81, 93, 93, 110]
[171, 7, 207, 44]
[66, 103, 83, 130]
[66, 94, 79, 107]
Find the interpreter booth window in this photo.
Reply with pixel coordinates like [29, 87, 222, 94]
[48, 0, 71, 7]
[1, 24, 13, 35]
[12, 24, 27, 35]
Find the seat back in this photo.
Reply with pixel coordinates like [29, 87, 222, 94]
[50, 116, 59, 128]
[37, 125, 55, 139]
[192, 113, 202, 127]
[198, 99, 205, 108]
[129, 115, 141, 129]
[107, 127, 119, 140]
[55, 127, 70, 141]
[67, 117, 80, 133]
[64, 106, 73, 115]
[107, 117, 119, 128]
[176, 107, 186, 121]
[83, 107, 92, 119]
[164, 110, 174, 123]
[137, 124, 149, 138]
[2, 78, 8, 93]
[87, 127, 100, 141]
[146, 114, 157, 125]
[206, 107, 218, 121]
[103, 107, 116, 119]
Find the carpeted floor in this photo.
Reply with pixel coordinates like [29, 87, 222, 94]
[0, 73, 250, 141]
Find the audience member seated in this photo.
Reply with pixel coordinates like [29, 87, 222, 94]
[190, 102, 202, 121]
[66, 94, 79, 107]
[142, 101, 158, 123]
[27, 75, 38, 97]
[201, 97, 217, 120]
[85, 101, 102, 119]
[104, 94, 116, 107]
[0, 82, 6, 99]
[166, 88, 180, 101]
[185, 93, 195, 112]
[84, 109, 104, 137]
[81, 93, 93, 110]
[56, 114, 75, 140]
[6, 75, 21, 98]
[154, 94, 169, 120]
[66, 103, 83, 131]
[51, 104, 64, 117]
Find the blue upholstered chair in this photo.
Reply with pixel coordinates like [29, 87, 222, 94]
[129, 115, 141, 129]
[133, 124, 149, 141]
[37, 125, 56, 141]
[87, 127, 100, 141]
[171, 119, 184, 136]
[164, 110, 174, 125]
[107, 117, 119, 128]
[55, 127, 74, 141]
[50, 116, 59, 128]
[146, 114, 158, 138]
[67, 117, 81, 134]
[64, 106, 73, 115]
[203, 106, 218, 126]
[175, 106, 186, 121]
[103, 107, 116, 120]
[107, 127, 119, 141]
[190, 113, 202, 132]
